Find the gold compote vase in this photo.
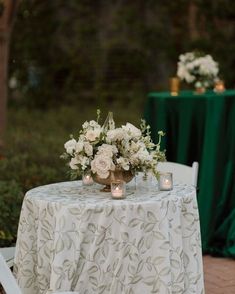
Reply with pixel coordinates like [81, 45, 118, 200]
[93, 168, 135, 192]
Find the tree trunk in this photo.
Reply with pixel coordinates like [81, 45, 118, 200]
[0, 30, 9, 148]
[0, 0, 20, 149]
[188, 1, 199, 41]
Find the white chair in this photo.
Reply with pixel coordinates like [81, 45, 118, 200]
[0, 247, 16, 268]
[0, 252, 21, 294]
[157, 161, 199, 187]
[0, 253, 80, 294]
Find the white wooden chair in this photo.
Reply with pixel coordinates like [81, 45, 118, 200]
[0, 247, 16, 268]
[0, 253, 80, 294]
[157, 161, 199, 187]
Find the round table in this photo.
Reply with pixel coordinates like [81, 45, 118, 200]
[14, 181, 205, 294]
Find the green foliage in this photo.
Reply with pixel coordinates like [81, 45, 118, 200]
[10, 0, 235, 108]
[0, 180, 23, 247]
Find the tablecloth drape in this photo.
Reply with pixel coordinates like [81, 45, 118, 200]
[145, 90, 235, 257]
[14, 181, 204, 294]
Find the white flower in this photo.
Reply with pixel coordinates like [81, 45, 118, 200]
[177, 51, 219, 86]
[64, 138, 77, 155]
[78, 155, 89, 170]
[84, 142, 93, 156]
[82, 121, 89, 129]
[122, 123, 142, 138]
[75, 141, 84, 153]
[117, 157, 130, 170]
[89, 120, 100, 127]
[132, 148, 152, 164]
[91, 154, 115, 178]
[63, 111, 166, 179]
[97, 144, 118, 157]
[85, 129, 101, 142]
[69, 157, 79, 170]
[106, 128, 127, 142]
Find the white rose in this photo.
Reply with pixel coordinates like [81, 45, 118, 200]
[64, 138, 77, 155]
[106, 128, 128, 142]
[122, 123, 142, 138]
[91, 155, 115, 179]
[75, 141, 84, 153]
[97, 144, 118, 157]
[84, 142, 93, 156]
[69, 157, 79, 170]
[85, 129, 101, 142]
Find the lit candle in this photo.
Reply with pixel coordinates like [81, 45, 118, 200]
[111, 180, 126, 199]
[214, 80, 225, 93]
[82, 172, 93, 186]
[159, 173, 173, 191]
[112, 187, 123, 197]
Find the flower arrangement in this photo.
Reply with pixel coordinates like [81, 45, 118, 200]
[177, 51, 219, 90]
[61, 110, 166, 181]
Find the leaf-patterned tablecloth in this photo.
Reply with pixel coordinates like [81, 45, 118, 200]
[14, 181, 204, 294]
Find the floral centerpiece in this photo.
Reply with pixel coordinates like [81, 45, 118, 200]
[177, 51, 219, 92]
[61, 110, 166, 190]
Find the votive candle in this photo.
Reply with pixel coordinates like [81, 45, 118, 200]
[159, 172, 173, 191]
[111, 180, 126, 199]
[82, 171, 93, 186]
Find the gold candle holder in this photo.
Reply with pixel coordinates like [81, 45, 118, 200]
[214, 80, 225, 93]
[170, 77, 180, 96]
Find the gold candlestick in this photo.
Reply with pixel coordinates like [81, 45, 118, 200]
[170, 77, 180, 96]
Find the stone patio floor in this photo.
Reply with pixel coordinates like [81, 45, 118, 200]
[203, 255, 235, 293]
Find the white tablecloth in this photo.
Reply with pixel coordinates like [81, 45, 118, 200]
[14, 181, 204, 294]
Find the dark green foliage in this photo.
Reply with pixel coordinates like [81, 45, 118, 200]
[0, 180, 23, 247]
[9, 0, 235, 108]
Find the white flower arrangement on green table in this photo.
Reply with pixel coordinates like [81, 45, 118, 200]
[61, 110, 166, 180]
[177, 51, 219, 89]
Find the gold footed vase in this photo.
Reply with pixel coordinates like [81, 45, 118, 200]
[93, 168, 135, 192]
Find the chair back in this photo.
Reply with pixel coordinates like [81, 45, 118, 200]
[0, 252, 22, 294]
[157, 161, 199, 187]
[0, 247, 16, 268]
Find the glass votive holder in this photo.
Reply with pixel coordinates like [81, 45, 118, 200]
[214, 80, 225, 93]
[82, 170, 93, 186]
[169, 77, 180, 96]
[159, 172, 173, 191]
[111, 180, 126, 199]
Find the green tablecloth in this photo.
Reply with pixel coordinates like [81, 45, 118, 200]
[145, 90, 235, 257]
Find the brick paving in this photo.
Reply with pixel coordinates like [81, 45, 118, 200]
[203, 255, 235, 293]
[1, 256, 235, 293]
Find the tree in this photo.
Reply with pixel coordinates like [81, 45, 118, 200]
[0, 0, 19, 148]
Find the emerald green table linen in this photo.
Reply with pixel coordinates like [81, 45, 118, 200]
[145, 90, 235, 257]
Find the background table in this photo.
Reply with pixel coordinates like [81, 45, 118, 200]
[145, 90, 235, 257]
[14, 181, 204, 294]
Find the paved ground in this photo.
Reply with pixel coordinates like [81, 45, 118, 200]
[203, 255, 235, 294]
[1, 256, 235, 293]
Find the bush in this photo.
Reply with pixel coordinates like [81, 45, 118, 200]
[0, 180, 24, 247]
